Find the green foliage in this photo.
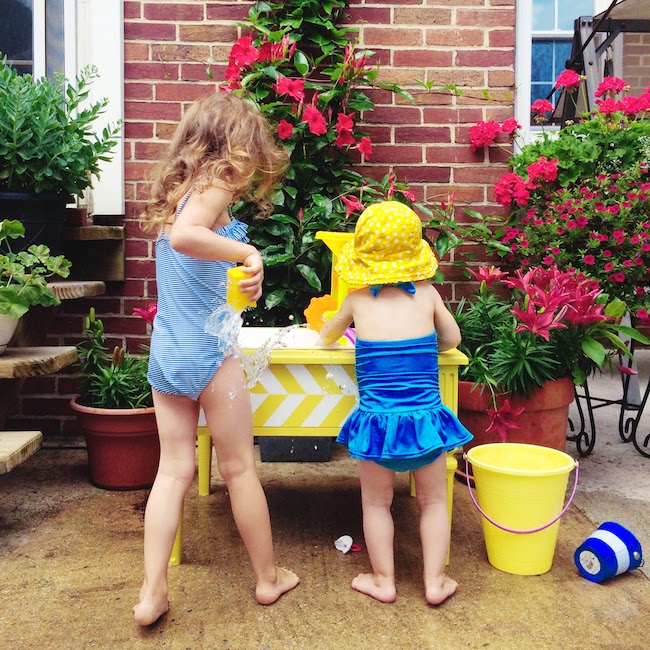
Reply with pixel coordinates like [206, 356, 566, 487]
[0, 219, 71, 318]
[76, 308, 153, 409]
[454, 266, 650, 405]
[0, 57, 121, 196]
[223, 0, 415, 325]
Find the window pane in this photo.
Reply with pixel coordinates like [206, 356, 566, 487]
[533, 0, 555, 32]
[553, 41, 574, 78]
[46, 0, 64, 78]
[532, 41, 553, 82]
[531, 83, 555, 105]
[558, 1, 595, 31]
[0, 0, 33, 75]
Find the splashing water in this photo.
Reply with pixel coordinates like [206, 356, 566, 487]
[204, 305, 303, 390]
[236, 325, 302, 389]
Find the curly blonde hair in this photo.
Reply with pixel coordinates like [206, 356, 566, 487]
[140, 92, 288, 232]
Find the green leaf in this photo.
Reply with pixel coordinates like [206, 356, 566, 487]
[581, 336, 606, 365]
[293, 50, 310, 75]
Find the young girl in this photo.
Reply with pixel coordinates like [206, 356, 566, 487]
[317, 201, 473, 606]
[134, 92, 299, 626]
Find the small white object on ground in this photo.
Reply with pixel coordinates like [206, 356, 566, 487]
[334, 535, 353, 553]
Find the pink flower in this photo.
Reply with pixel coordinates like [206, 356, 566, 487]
[597, 98, 624, 115]
[276, 119, 293, 140]
[334, 129, 356, 147]
[494, 173, 531, 207]
[469, 120, 501, 151]
[595, 76, 628, 98]
[133, 303, 158, 326]
[228, 36, 259, 68]
[486, 400, 526, 442]
[531, 99, 553, 115]
[555, 69, 582, 90]
[501, 118, 521, 136]
[526, 157, 559, 184]
[468, 266, 508, 285]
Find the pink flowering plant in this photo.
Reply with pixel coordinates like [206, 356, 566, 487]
[458, 73, 650, 320]
[219, 0, 417, 325]
[454, 265, 648, 441]
[76, 305, 157, 409]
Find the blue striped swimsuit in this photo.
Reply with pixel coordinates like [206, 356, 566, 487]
[147, 193, 250, 400]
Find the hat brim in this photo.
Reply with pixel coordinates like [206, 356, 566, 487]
[335, 239, 438, 286]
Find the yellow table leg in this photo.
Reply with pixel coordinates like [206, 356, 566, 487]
[169, 504, 183, 566]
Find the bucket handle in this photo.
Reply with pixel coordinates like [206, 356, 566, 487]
[464, 455, 579, 535]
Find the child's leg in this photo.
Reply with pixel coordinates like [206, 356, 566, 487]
[353, 459, 397, 603]
[201, 356, 299, 605]
[133, 391, 199, 626]
[413, 453, 457, 605]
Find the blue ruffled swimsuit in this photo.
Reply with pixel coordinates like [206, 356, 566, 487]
[336, 331, 473, 472]
[147, 193, 250, 400]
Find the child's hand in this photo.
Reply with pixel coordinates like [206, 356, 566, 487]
[240, 250, 264, 302]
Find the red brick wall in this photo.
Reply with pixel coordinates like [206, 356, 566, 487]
[16, 0, 515, 436]
[623, 33, 650, 96]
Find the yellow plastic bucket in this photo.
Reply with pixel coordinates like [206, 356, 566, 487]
[466, 443, 578, 575]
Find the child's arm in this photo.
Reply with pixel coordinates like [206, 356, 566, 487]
[432, 288, 462, 352]
[170, 185, 263, 300]
[317, 298, 354, 346]
[170, 185, 257, 262]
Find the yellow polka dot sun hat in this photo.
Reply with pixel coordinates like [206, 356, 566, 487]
[335, 201, 438, 286]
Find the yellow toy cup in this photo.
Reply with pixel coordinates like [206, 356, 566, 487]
[227, 266, 257, 311]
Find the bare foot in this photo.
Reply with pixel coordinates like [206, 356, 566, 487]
[255, 567, 300, 605]
[351, 572, 396, 603]
[133, 596, 169, 626]
[425, 574, 457, 605]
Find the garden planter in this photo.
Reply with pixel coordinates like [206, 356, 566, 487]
[0, 191, 71, 254]
[0, 314, 19, 354]
[70, 398, 160, 490]
[457, 377, 575, 483]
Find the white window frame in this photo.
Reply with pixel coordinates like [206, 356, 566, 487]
[514, 0, 611, 145]
[31, 0, 124, 215]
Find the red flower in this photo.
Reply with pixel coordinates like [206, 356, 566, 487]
[274, 76, 305, 102]
[555, 69, 581, 90]
[469, 120, 501, 152]
[511, 302, 568, 341]
[276, 119, 294, 140]
[303, 105, 328, 135]
[335, 130, 356, 147]
[341, 195, 365, 219]
[356, 136, 373, 158]
[486, 400, 526, 442]
[229, 36, 259, 68]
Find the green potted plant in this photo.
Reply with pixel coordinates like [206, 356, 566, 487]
[454, 264, 649, 469]
[220, 0, 416, 326]
[70, 305, 159, 490]
[0, 57, 121, 251]
[0, 218, 71, 351]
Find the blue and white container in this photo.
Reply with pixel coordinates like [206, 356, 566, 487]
[575, 521, 643, 583]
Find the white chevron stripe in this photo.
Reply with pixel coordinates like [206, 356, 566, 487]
[255, 368, 286, 394]
[264, 395, 305, 426]
[302, 395, 355, 426]
[286, 364, 323, 393]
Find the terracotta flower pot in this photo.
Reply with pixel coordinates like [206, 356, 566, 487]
[70, 397, 160, 490]
[458, 377, 575, 453]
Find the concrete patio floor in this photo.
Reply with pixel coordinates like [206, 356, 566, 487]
[1, 361, 649, 649]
